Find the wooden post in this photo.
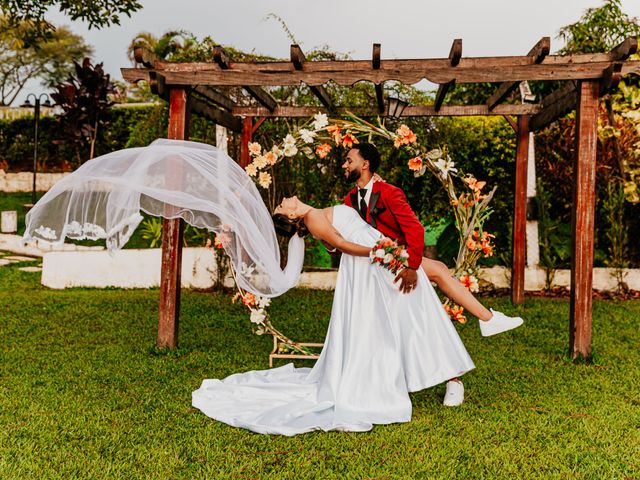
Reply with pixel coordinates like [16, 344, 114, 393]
[239, 117, 252, 168]
[511, 115, 529, 305]
[157, 87, 188, 349]
[570, 81, 599, 360]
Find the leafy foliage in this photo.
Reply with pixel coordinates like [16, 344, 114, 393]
[558, 0, 640, 54]
[51, 58, 115, 161]
[0, 0, 142, 46]
[0, 16, 92, 105]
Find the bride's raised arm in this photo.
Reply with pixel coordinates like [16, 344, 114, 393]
[304, 210, 371, 257]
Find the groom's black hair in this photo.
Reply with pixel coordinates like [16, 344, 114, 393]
[351, 142, 380, 173]
[272, 214, 310, 238]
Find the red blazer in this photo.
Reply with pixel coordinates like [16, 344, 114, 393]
[344, 182, 424, 270]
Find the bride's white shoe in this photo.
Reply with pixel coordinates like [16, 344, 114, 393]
[479, 309, 524, 337]
[443, 380, 464, 407]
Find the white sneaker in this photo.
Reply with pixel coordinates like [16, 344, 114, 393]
[479, 309, 524, 337]
[443, 380, 464, 407]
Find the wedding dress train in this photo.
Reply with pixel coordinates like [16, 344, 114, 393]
[192, 205, 475, 435]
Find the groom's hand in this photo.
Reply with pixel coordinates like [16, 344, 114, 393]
[395, 268, 418, 294]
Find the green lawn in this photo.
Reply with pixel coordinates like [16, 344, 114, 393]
[0, 257, 639, 479]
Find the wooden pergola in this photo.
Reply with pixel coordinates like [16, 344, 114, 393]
[122, 37, 640, 360]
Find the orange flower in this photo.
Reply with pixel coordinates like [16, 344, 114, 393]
[242, 292, 256, 307]
[459, 274, 479, 293]
[342, 132, 359, 148]
[450, 305, 467, 324]
[407, 157, 423, 171]
[481, 239, 494, 257]
[264, 151, 277, 165]
[393, 136, 403, 148]
[466, 237, 477, 251]
[315, 143, 332, 159]
[327, 125, 342, 145]
[463, 177, 486, 192]
[213, 235, 224, 249]
[450, 198, 459, 207]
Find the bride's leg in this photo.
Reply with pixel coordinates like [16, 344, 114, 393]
[420, 257, 492, 321]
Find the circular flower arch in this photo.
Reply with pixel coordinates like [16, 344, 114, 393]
[220, 112, 497, 352]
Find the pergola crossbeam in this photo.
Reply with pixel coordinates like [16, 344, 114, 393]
[189, 95, 242, 132]
[434, 39, 462, 112]
[610, 36, 638, 60]
[213, 46, 278, 112]
[290, 45, 333, 111]
[487, 37, 550, 110]
[191, 85, 236, 111]
[231, 103, 540, 118]
[529, 81, 577, 131]
[373, 43, 385, 114]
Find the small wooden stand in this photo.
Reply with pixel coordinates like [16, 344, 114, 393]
[269, 336, 323, 368]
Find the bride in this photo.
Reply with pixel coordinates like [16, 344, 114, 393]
[191, 195, 476, 435]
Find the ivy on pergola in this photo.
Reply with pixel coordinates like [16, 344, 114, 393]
[122, 36, 639, 361]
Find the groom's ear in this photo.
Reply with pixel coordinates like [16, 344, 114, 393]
[362, 159, 370, 172]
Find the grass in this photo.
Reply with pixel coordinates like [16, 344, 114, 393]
[0, 257, 639, 479]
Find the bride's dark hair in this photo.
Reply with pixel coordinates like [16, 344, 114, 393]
[272, 214, 310, 238]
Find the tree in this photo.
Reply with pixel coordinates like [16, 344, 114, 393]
[0, 17, 92, 105]
[0, 0, 142, 46]
[558, 0, 640, 54]
[51, 58, 115, 162]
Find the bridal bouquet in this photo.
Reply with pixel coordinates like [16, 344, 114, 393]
[369, 237, 410, 275]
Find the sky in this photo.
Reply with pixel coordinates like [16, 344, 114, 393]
[19, 0, 640, 104]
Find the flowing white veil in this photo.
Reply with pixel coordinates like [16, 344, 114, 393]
[23, 139, 305, 297]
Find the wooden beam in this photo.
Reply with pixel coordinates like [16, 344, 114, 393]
[290, 45, 333, 110]
[231, 103, 540, 118]
[373, 43, 385, 114]
[213, 45, 278, 112]
[529, 82, 577, 131]
[503, 115, 517, 132]
[158, 87, 188, 349]
[122, 55, 640, 88]
[191, 85, 236, 111]
[512, 115, 529, 305]
[435, 39, 462, 112]
[487, 37, 551, 110]
[251, 117, 267, 135]
[600, 62, 623, 95]
[610, 36, 638, 60]
[239, 117, 252, 168]
[570, 80, 599, 360]
[133, 45, 158, 68]
[188, 96, 242, 132]
[148, 71, 167, 99]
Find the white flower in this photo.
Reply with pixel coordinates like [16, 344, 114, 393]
[283, 134, 296, 148]
[257, 296, 271, 309]
[400, 250, 410, 259]
[434, 156, 458, 177]
[253, 155, 268, 169]
[312, 112, 328, 131]
[383, 253, 394, 264]
[258, 171, 272, 188]
[245, 163, 258, 177]
[248, 142, 262, 157]
[375, 248, 385, 259]
[240, 262, 256, 277]
[271, 145, 283, 157]
[283, 145, 298, 157]
[250, 309, 266, 324]
[299, 128, 316, 143]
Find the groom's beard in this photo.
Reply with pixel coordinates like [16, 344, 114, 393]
[346, 170, 361, 183]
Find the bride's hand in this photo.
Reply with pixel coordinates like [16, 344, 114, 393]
[372, 173, 385, 183]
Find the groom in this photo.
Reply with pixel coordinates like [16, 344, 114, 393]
[340, 142, 523, 406]
[342, 143, 422, 293]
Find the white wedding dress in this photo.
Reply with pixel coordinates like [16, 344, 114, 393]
[192, 205, 475, 435]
